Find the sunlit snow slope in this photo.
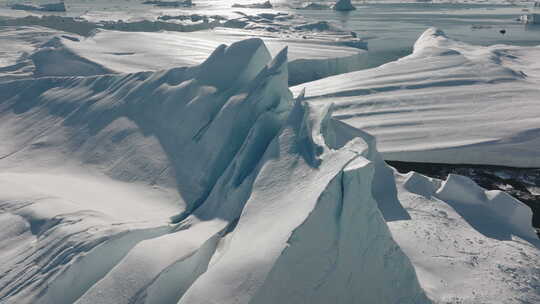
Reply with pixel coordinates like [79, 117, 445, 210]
[60, 28, 368, 85]
[0, 24, 368, 85]
[292, 28, 540, 167]
[0, 36, 538, 304]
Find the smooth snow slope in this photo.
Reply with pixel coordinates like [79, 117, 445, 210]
[0, 25, 368, 85]
[56, 28, 368, 85]
[0, 36, 538, 304]
[292, 28, 540, 167]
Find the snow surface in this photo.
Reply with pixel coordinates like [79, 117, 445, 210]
[0, 25, 368, 85]
[392, 171, 540, 303]
[1, 35, 538, 304]
[292, 28, 540, 167]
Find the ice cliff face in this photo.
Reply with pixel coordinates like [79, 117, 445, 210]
[0, 37, 430, 303]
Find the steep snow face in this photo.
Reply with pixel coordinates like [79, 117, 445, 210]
[0, 38, 287, 303]
[292, 27, 540, 167]
[177, 96, 429, 304]
[391, 171, 540, 304]
[0, 36, 432, 304]
[0, 36, 296, 224]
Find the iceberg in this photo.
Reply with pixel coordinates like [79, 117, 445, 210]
[0, 35, 538, 304]
[333, 0, 356, 11]
[0, 25, 368, 85]
[10, 1, 66, 12]
[296, 2, 332, 10]
[232, 1, 272, 9]
[520, 13, 540, 24]
[142, 0, 193, 7]
[0, 37, 438, 304]
[0, 15, 220, 36]
[292, 28, 540, 167]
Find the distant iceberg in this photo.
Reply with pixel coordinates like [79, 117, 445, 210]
[232, 1, 272, 8]
[10, 1, 66, 12]
[296, 2, 331, 10]
[142, 0, 193, 7]
[520, 13, 540, 24]
[333, 0, 356, 11]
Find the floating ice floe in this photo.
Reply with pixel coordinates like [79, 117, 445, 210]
[232, 0, 272, 8]
[0, 15, 220, 36]
[296, 2, 332, 10]
[142, 0, 194, 7]
[519, 13, 540, 24]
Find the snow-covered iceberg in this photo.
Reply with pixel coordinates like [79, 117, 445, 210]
[0, 35, 538, 304]
[292, 28, 540, 167]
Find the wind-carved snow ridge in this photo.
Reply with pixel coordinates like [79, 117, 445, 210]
[436, 174, 538, 240]
[177, 90, 430, 304]
[0, 36, 434, 303]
